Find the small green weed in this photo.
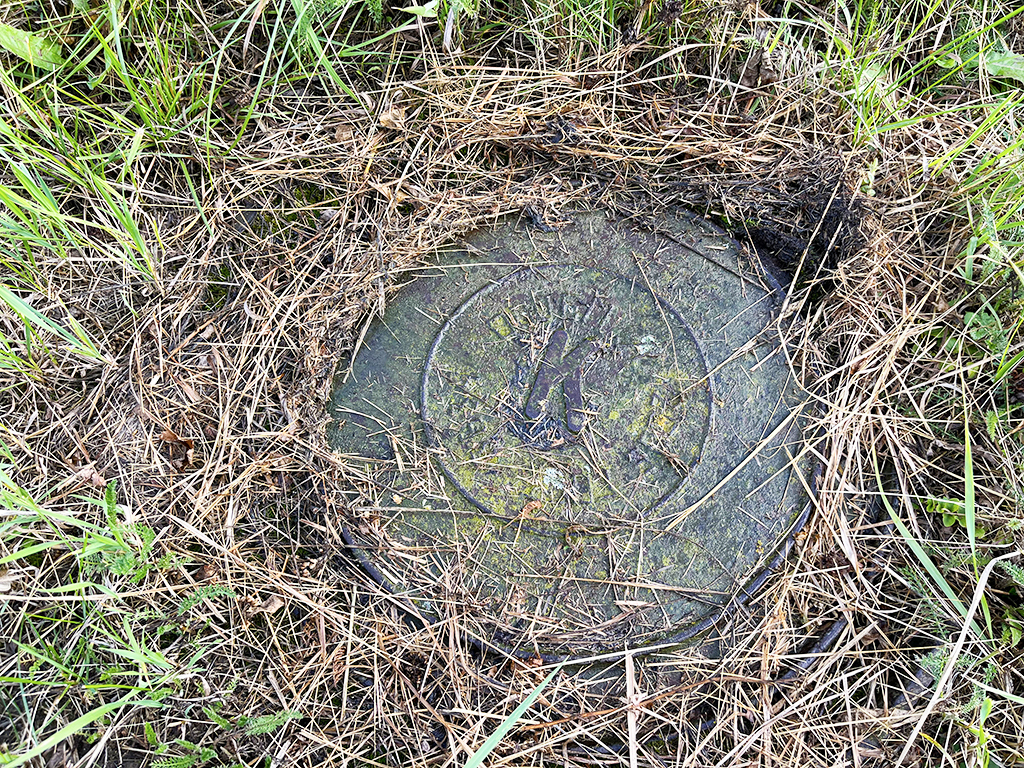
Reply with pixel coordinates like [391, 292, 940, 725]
[178, 584, 238, 615]
[203, 703, 234, 731]
[241, 710, 304, 736]
[144, 709, 245, 768]
[78, 481, 188, 583]
[919, 646, 999, 714]
[140, 703, 299, 768]
[152, 740, 219, 768]
[926, 497, 988, 541]
[0, 463, 204, 766]
[997, 562, 1024, 646]
[1000, 608, 1024, 647]
[969, 696, 995, 767]
[965, 309, 1008, 358]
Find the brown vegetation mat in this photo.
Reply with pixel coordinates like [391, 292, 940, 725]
[4, 13, 1024, 768]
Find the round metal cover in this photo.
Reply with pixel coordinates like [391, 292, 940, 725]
[329, 210, 813, 658]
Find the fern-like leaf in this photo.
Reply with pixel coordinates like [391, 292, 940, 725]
[243, 710, 302, 735]
[179, 584, 238, 615]
[152, 756, 198, 768]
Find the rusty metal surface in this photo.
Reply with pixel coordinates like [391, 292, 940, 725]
[329, 210, 813, 657]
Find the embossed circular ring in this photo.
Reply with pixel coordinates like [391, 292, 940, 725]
[330, 210, 814, 658]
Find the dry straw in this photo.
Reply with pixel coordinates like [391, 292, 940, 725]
[2, 2, 1023, 766]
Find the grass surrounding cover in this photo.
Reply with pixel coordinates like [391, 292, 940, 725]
[0, 0, 1023, 765]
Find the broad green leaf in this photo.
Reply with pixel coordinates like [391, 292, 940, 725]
[983, 52, 1024, 84]
[0, 22, 63, 71]
[403, 0, 439, 17]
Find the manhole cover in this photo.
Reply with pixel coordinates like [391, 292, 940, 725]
[329, 210, 814, 658]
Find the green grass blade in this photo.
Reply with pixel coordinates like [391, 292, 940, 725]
[8, 162, 59, 214]
[970, 679, 1024, 706]
[0, 284, 107, 362]
[288, 0, 359, 104]
[463, 663, 563, 768]
[964, 413, 977, 567]
[994, 348, 1024, 383]
[930, 92, 1024, 175]
[4, 692, 161, 768]
[13, 642, 76, 678]
[872, 451, 986, 640]
[962, 421, 995, 637]
[0, 539, 62, 564]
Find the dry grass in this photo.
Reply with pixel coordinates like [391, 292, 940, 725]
[2, 0, 1024, 766]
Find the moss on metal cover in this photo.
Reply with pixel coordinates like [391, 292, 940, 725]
[329, 210, 813, 657]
